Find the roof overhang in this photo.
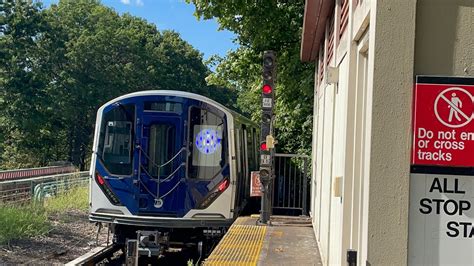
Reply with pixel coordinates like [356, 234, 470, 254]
[300, 0, 335, 62]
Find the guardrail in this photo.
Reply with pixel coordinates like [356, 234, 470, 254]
[272, 153, 311, 216]
[0, 165, 77, 181]
[0, 171, 89, 205]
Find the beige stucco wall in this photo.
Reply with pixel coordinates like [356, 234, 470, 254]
[308, 0, 473, 265]
[415, 0, 473, 76]
[311, 0, 416, 264]
[409, 0, 473, 264]
[365, 0, 416, 264]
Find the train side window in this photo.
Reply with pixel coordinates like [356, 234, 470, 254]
[98, 104, 135, 176]
[188, 106, 227, 179]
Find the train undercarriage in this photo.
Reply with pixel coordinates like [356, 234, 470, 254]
[109, 224, 226, 265]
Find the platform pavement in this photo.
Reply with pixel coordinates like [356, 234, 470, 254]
[204, 215, 322, 266]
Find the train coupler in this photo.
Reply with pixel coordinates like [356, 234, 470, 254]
[125, 230, 169, 265]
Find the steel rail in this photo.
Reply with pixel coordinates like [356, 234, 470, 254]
[65, 244, 120, 266]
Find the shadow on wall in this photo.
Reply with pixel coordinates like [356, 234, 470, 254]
[415, 0, 474, 76]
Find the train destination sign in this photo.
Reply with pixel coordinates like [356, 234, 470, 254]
[412, 76, 474, 167]
[408, 173, 474, 264]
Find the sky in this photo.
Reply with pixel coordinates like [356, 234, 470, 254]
[40, 0, 239, 61]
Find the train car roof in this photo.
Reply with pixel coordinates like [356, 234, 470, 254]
[99, 90, 257, 126]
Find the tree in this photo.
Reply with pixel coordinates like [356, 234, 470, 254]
[187, 0, 314, 154]
[0, 0, 237, 169]
[0, 0, 52, 168]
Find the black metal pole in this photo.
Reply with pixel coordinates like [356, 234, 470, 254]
[258, 50, 276, 225]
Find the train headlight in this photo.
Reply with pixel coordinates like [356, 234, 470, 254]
[198, 178, 230, 209]
[95, 172, 121, 205]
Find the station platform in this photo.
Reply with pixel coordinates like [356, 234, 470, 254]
[204, 215, 321, 266]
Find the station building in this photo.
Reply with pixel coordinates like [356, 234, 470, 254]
[300, 0, 473, 265]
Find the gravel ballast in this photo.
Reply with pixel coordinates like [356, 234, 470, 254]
[0, 209, 108, 265]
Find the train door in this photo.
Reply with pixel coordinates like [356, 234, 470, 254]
[136, 102, 230, 218]
[234, 125, 248, 214]
[138, 108, 186, 216]
[233, 127, 242, 213]
[242, 127, 250, 199]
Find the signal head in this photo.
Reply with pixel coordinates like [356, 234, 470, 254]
[263, 56, 274, 69]
[263, 70, 273, 81]
[259, 168, 270, 179]
[263, 51, 276, 70]
[262, 113, 271, 123]
[262, 84, 272, 94]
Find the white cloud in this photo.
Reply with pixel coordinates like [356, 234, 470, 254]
[136, 0, 144, 6]
[121, 0, 131, 4]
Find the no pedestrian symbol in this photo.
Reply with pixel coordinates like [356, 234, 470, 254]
[434, 87, 474, 128]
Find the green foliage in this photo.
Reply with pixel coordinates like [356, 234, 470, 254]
[44, 186, 89, 213]
[0, 0, 313, 168]
[0, 185, 89, 245]
[189, 0, 304, 52]
[0, 204, 50, 245]
[0, 0, 237, 169]
[188, 0, 315, 154]
[0, 0, 53, 168]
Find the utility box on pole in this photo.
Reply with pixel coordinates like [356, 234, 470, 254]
[259, 50, 276, 225]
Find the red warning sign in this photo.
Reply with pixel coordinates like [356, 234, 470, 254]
[412, 76, 474, 167]
[250, 171, 262, 197]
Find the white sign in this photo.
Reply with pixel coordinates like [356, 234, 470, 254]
[260, 154, 271, 165]
[262, 98, 272, 108]
[408, 173, 474, 265]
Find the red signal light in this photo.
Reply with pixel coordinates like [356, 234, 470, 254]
[260, 142, 267, 151]
[262, 84, 272, 94]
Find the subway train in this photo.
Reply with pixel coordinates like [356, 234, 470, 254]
[89, 90, 259, 258]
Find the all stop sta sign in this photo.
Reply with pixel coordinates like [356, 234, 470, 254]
[412, 76, 474, 167]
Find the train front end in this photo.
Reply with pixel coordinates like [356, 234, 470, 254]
[89, 91, 236, 230]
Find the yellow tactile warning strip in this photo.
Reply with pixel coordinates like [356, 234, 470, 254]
[204, 218, 267, 266]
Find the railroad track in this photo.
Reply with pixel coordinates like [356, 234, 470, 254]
[65, 244, 121, 266]
[67, 242, 207, 265]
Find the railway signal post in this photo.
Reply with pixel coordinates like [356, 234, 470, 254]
[259, 50, 276, 225]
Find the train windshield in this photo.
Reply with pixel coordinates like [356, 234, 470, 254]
[147, 124, 176, 177]
[98, 104, 135, 176]
[188, 106, 226, 180]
